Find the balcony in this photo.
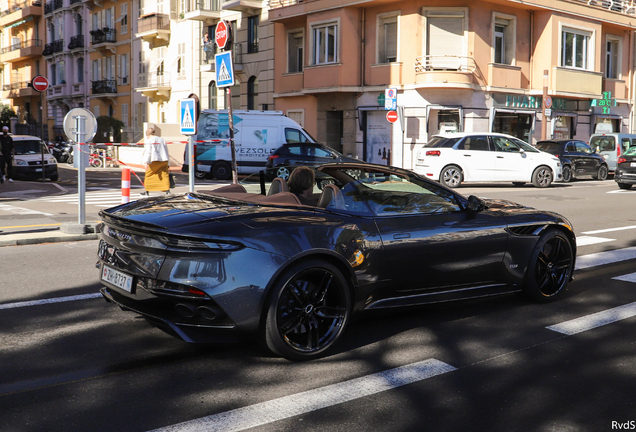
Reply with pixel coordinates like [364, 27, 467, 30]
[44, 0, 63, 15]
[91, 79, 117, 95]
[487, 63, 522, 90]
[136, 13, 170, 49]
[414, 55, 477, 90]
[136, 72, 171, 102]
[82, 0, 103, 9]
[2, 81, 39, 99]
[90, 28, 116, 53]
[0, 1, 43, 28]
[182, 0, 221, 22]
[222, 0, 262, 13]
[42, 39, 63, 57]
[69, 0, 82, 8]
[68, 34, 85, 51]
[551, 67, 602, 98]
[200, 42, 243, 72]
[47, 82, 68, 100]
[0, 39, 43, 62]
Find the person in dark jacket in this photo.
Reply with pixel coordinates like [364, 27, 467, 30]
[0, 126, 14, 183]
[288, 166, 317, 206]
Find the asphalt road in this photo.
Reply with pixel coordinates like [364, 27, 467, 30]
[1, 171, 636, 431]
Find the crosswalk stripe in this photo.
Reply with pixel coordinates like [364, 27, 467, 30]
[613, 272, 636, 283]
[576, 236, 614, 247]
[547, 302, 636, 335]
[0, 204, 53, 216]
[574, 246, 636, 270]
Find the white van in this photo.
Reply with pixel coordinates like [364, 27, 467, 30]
[11, 135, 58, 181]
[188, 110, 316, 180]
[588, 133, 636, 172]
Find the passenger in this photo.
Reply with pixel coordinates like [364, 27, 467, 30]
[288, 166, 317, 206]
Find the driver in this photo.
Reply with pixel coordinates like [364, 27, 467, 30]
[288, 166, 318, 206]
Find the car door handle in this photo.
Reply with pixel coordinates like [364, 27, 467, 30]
[393, 233, 411, 239]
[463, 154, 471, 157]
[497, 156, 504, 158]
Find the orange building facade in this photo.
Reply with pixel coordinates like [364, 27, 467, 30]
[270, 0, 636, 169]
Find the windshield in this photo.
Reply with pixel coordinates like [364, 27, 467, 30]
[590, 136, 615, 152]
[14, 140, 49, 155]
[424, 137, 461, 148]
[535, 142, 560, 154]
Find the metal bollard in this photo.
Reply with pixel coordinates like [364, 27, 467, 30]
[122, 168, 130, 203]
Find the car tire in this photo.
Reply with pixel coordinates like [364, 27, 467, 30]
[212, 162, 232, 181]
[67, 155, 73, 165]
[194, 170, 207, 179]
[523, 228, 574, 302]
[562, 165, 572, 182]
[440, 165, 463, 188]
[264, 259, 351, 361]
[512, 182, 525, 187]
[49, 174, 59, 182]
[618, 182, 633, 190]
[595, 165, 608, 181]
[531, 166, 553, 188]
[276, 167, 291, 181]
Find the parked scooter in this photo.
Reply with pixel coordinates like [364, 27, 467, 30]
[50, 142, 73, 164]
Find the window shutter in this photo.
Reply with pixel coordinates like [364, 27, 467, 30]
[385, 21, 397, 62]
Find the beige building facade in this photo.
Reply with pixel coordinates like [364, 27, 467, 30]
[271, 0, 636, 169]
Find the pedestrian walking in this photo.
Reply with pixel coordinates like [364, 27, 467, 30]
[141, 127, 170, 195]
[0, 126, 14, 183]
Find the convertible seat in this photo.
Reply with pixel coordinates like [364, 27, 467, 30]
[267, 177, 289, 196]
[317, 184, 344, 208]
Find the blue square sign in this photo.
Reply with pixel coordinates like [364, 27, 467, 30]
[215, 51, 235, 88]
[180, 98, 196, 135]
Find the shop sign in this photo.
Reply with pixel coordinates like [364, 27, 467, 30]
[505, 95, 541, 109]
[591, 91, 617, 114]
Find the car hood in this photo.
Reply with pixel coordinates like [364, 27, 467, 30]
[482, 198, 530, 211]
[99, 192, 307, 231]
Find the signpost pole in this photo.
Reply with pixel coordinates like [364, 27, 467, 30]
[541, 70, 548, 141]
[227, 87, 237, 184]
[188, 136, 194, 192]
[41, 90, 45, 183]
[75, 115, 86, 225]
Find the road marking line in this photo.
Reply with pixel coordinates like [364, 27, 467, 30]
[613, 272, 636, 283]
[574, 246, 636, 270]
[547, 302, 636, 335]
[147, 359, 457, 432]
[0, 293, 102, 310]
[582, 225, 636, 235]
[0, 204, 53, 216]
[576, 236, 614, 247]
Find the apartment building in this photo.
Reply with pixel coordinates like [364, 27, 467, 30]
[0, 0, 47, 137]
[270, 0, 636, 168]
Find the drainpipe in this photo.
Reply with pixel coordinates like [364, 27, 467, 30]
[529, 11, 534, 89]
[360, 8, 365, 87]
[630, 30, 635, 133]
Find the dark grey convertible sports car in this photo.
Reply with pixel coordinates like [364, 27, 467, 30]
[97, 162, 576, 360]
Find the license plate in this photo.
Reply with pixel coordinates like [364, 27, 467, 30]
[631, 162, 636, 167]
[35, 168, 42, 172]
[101, 265, 133, 293]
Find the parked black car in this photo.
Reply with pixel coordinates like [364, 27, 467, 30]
[97, 162, 576, 361]
[615, 146, 636, 189]
[535, 139, 608, 182]
[265, 143, 359, 181]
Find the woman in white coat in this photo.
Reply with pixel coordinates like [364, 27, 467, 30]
[141, 127, 170, 195]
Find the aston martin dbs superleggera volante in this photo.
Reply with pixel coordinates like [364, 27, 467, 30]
[97, 162, 576, 360]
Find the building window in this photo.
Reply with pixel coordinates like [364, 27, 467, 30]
[58, 60, 65, 84]
[119, 53, 129, 85]
[561, 27, 592, 70]
[77, 58, 84, 83]
[378, 14, 398, 64]
[177, 43, 186, 78]
[121, 103, 129, 127]
[247, 76, 258, 110]
[208, 81, 217, 109]
[287, 30, 303, 73]
[424, 9, 466, 70]
[493, 15, 515, 66]
[312, 22, 338, 65]
[119, 3, 128, 34]
[606, 37, 620, 79]
[248, 15, 259, 53]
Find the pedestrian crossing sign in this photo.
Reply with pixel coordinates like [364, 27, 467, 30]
[180, 98, 197, 135]
[215, 51, 235, 88]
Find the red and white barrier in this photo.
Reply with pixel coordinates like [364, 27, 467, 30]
[122, 168, 131, 203]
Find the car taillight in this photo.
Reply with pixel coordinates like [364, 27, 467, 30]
[426, 150, 441, 156]
[267, 155, 279, 161]
[618, 157, 627, 164]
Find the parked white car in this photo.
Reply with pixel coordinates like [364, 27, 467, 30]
[414, 132, 562, 188]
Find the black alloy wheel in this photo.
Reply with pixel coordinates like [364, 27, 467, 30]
[562, 165, 572, 182]
[595, 165, 608, 181]
[265, 260, 351, 361]
[524, 229, 573, 302]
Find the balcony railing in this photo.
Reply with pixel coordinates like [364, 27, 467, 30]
[68, 34, 85, 50]
[0, 38, 41, 54]
[42, 39, 63, 56]
[91, 79, 117, 94]
[69, 0, 82, 5]
[44, 0, 62, 14]
[201, 42, 241, 66]
[137, 14, 170, 33]
[183, 0, 220, 13]
[90, 28, 116, 45]
[3, 81, 29, 91]
[0, 0, 42, 17]
[414, 55, 476, 73]
[137, 72, 171, 88]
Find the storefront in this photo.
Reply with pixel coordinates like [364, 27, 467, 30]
[426, 105, 463, 135]
[490, 94, 538, 142]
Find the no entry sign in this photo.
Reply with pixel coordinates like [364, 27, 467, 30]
[31, 76, 49, 92]
[386, 110, 398, 123]
[215, 20, 229, 49]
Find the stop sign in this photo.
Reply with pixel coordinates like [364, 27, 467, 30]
[215, 20, 229, 49]
[386, 110, 398, 123]
[31, 75, 49, 92]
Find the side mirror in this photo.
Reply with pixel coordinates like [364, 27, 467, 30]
[467, 195, 485, 212]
